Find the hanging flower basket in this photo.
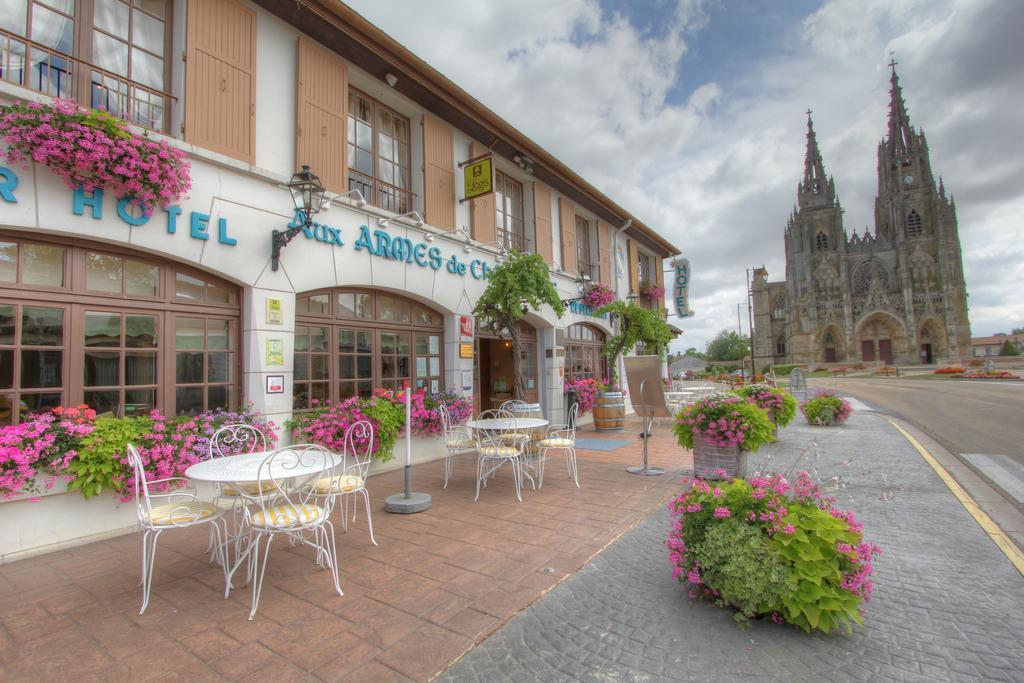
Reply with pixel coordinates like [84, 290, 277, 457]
[0, 99, 191, 214]
[581, 283, 616, 308]
[639, 280, 666, 299]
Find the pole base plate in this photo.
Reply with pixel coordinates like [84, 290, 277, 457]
[384, 492, 432, 514]
[626, 466, 666, 476]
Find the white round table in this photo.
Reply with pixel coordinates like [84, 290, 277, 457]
[185, 449, 341, 483]
[466, 417, 549, 431]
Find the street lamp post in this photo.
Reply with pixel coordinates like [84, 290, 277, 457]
[271, 165, 326, 271]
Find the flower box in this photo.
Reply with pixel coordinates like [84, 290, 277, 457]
[692, 440, 746, 479]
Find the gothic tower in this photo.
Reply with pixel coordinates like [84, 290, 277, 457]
[781, 112, 851, 365]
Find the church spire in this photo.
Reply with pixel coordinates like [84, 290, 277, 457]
[797, 110, 835, 208]
[886, 59, 915, 154]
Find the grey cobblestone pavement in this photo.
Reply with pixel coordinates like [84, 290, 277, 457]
[440, 405, 1024, 682]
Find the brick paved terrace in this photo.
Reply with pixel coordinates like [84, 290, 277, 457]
[0, 418, 689, 682]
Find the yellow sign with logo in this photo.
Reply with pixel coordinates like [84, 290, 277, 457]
[459, 342, 474, 359]
[462, 156, 493, 202]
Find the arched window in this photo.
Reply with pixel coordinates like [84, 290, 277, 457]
[0, 234, 240, 424]
[294, 289, 444, 409]
[771, 294, 786, 320]
[565, 324, 606, 382]
[906, 210, 923, 237]
[815, 232, 829, 251]
[776, 336, 787, 355]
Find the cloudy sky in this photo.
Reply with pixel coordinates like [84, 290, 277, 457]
[348, 0, 1024, 353]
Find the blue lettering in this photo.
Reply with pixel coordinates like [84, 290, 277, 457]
[326, 227, 344, 246]
[481, 262, 492, 280]
[288, 210, 306, 229]
[446, 255, 459, 274]
[190, 211, 210, 240]
[116, 197, 150, 226]
[313, 224, 329, 243]
[354, 225, 374, 252]
[469, 259, 483, 279]
[413, 243, 428, 267]
[164, 205, 181, 234]
[0, 167, 18, 203]
[427, 246, 442, 270]
[217, 217, 237, 246]
[389, 237, 414, 263]
[73, 187, 103, 219]
[373, 230, 392, 258]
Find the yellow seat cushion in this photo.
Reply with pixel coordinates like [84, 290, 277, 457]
[220, 481, 279, 497]
[538, 437, 574, 449]
[499, 433, 531, 442]
[480, 445, 520, 457]
[146, 501, 219, 526]
[250, 504, 324, 528]
[446, 438, 476, 449]
[313, 474, 364, 494]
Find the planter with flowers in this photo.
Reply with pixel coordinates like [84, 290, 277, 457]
[0, 99, 191, 213]
[666, 471, 881, 632]
[563, 377, 602, 414]
[673, 392, 775, 478]
[801, 389, 853, 426]
[581, 283, 616, 308]
[638, 279, 666, 300]
[733, 384, 797, 432]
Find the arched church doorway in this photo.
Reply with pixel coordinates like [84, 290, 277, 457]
[820, 326, 843, 363]
[856, 313, 905, 365]
[917, 319, 946, 365]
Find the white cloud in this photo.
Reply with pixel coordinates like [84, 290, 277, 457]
[347, 0, 1024, 351]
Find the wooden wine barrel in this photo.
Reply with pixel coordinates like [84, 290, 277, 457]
[593, 391, 625, 432]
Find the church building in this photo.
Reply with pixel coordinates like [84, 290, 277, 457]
[752, 66, 971, 367]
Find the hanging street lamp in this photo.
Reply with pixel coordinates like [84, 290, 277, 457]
[271, 165, 326, 271]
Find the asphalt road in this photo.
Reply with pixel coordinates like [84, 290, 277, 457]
[813, 376, 1024, 505]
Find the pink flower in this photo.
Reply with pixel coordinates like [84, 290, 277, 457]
[713, 507, 732, 519]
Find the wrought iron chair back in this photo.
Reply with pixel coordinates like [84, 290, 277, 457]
[243, 444, 333, 532]
[475, 408, 519, 451]
[342, 420, 375, 483]
[499, 399, 527, 412]
[209, 423, 267, 459]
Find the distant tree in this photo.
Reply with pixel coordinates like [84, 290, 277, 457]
[684, 346, 707, 360]
[1012, 327, 1024, 335]
[999, 340, 1021, 356]
[705, 329, 750, 361]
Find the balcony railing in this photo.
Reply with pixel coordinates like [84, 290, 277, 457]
[497, 227, 531, 254]
[0, 28, 174, 133]
[348, 169, 416, 215]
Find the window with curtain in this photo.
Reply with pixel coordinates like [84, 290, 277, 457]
[0, 234, 239, 424]
[495, 171, 529, 253]
[565, 324, 606, 382]
[347, 87, 412, 213]
[0, 0, 171, 131]
[293, 289, 444, 410]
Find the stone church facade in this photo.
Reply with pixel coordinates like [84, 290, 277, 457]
[752, 67, 971, 368]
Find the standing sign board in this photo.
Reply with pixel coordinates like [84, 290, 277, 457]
[461, 155, 493, 202]
[671, 258, 694, 319]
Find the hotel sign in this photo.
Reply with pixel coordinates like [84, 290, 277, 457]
[461, 154, 493, 202]
[671, 257, 694, 319]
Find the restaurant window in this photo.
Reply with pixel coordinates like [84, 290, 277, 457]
[294, 289, 444, 410]
[0, 0, 172, 131]
[347, 87, 412, 213]
[575, 216, 598, 282]
[565, 323, 606, 382]
[0, 234, 240, 424]
[495, 171, 529, 253]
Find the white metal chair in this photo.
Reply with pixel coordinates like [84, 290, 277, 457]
[237, 444, 341, 620]
[537, 402, 580, 488]
[474, 409, 529, 502]
[127, 444, 229, 615]
[498, 399, 532, 447]
[206, 424, 272, 564]
[312, 420, 378, 546]
[440, 403, 475, 488]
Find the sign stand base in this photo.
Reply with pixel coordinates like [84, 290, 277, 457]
[384, 491, 432, 514]
[626, 410, 666, 477]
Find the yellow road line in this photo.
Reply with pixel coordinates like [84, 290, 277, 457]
[888, 419, 1024, 575]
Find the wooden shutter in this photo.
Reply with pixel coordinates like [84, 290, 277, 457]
[559, 197, 577, 274]
[295, 37, 347, 193]
[627, 238, 640, 294]
[185, 0, 257, 163]
[597, 220, 611, 286]
[423, 115, 455, 230]
[533, 182, 553, 264]
[469, 141, 496, 243]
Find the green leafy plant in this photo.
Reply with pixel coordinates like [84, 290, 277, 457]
[673, 392, 775, 451]
[595, 300, 673, 385]
[473, 251, 564, 399]
[360, 395, 406, 460]
[801, 390, 853, 426]
[68, 416, 153, 498]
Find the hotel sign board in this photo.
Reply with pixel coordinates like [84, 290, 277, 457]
[461, 154, 493, 202]
[671, 257, 694, 319]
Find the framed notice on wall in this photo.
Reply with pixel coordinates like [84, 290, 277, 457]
[266, 375, 284, 394]
[265, 339, 284, 366]
[266, 298, 283, 325]
[459, 342, 474, 358]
